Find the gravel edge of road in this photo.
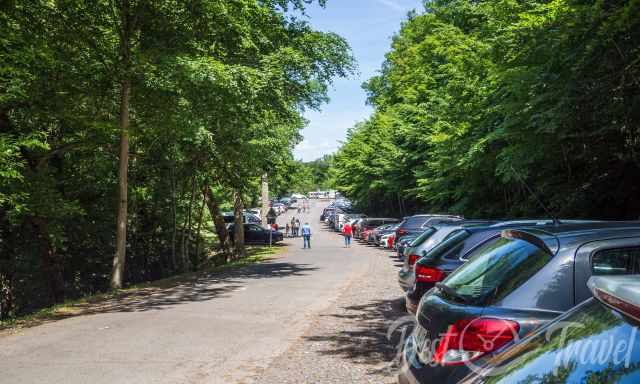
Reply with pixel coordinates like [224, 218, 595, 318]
[248, 228, 412, 384]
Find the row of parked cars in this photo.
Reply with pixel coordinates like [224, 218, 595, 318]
[323, 209, 640, 383]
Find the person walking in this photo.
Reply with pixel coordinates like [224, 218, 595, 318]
[295, 219, 301, 237]
[302, 222, 312, 249]
[285, 223, 290, 238]
[290, 217, 296, 237]
[342, 222, 352, 247]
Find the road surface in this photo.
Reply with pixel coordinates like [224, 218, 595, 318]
[0, 201, 407, 384]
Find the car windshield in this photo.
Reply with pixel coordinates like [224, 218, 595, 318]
[481, 298, 640, 383]
[422, 229, 471, 261]
[442, 236, 552, 304]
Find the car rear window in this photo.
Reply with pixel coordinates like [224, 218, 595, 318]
[411, 227, 438, 246]
[592, 247, 640, 275]
[404, 216, 429, 228]
[422, 229, 471, 261]
[442, 236, 553, 304]
[479, 298, 640, 383]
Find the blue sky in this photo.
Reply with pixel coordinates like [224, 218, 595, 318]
[292, 0, 424, 161]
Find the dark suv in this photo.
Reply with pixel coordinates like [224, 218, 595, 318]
[399, 222, 640, 384]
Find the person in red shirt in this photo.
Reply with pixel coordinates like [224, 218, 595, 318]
[342, 222, 353, 247]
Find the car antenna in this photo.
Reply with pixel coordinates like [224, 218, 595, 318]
[509, 165, 561, 226]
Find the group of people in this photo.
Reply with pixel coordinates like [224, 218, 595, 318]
[285, 217, 312, 248]
[286, 217, 302, 238]
[296, 199, 311, 214]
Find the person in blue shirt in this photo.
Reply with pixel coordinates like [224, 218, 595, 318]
[302, 222, 311, 249]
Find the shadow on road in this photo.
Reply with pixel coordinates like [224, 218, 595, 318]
[3, 260, 318, 330]
[302, 296, 412, 373]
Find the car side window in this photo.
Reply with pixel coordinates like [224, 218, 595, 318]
[248, 225, 262, 232]
[591, 247, 640, 275]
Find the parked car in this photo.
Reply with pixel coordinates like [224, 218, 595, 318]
[395, 214, 464, 243]
[223, 212, 262, 224]
[396, 234, 421, 258]
[338, 213, 367, 232]
[228, 223, 283, 245]
[401, 220, 591, 311]
[399, 222, 640, 384]
[456, 275, 640, 384]
[356, 218, 400, 239]
[381, 233, 395, 249]
[372, 223, 400, 246]
[272, 202, 286, 215]
[397, 223, 473, 292]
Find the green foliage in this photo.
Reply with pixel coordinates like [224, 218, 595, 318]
[333, 0, 640, 219]
[0, 0, 353, 319]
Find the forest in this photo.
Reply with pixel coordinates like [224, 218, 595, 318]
[0, 0, 353, 319]
[332, 0, 640, 219]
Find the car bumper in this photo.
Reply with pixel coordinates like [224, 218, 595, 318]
[398, 335, 471, 384]
[405, 282, 434, 314]
[398, 268, 413, 292]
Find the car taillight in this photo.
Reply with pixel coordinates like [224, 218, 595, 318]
[433, 318, 519, 366]
[408, 254, 420, 266]
[415, 265, 445, 283]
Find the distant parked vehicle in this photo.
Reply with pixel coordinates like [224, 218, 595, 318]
[395, 214, 464, 242]
[228, 223, 283, 245]
[399, 222, 640, 384]
[355, 218, 400, 239]
[457, 275, 640, 384]
[371, 223, 399, 246]
[223, 212, 262, 224]
[396, 234, 421, 259]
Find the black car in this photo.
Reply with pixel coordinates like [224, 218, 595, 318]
[457, 275, 640, 384]
[399, 223, 640, 384]
[395, 214, 464, 242]
[228, 223, 283, 245]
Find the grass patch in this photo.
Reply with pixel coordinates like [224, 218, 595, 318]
[0, 245, 285, 333]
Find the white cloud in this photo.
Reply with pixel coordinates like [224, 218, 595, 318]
[294, 139, 337, 161]
[374, 0, 405, 11]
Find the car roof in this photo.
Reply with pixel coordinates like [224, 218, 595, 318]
[506, 222, 640, 253]
[406, 214, 463, 219]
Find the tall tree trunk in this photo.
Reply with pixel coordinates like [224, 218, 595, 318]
[111, 0, 131, 289]
[181, 175, 197, 272]
[203, 185, 230, 255]
[261, 173, 269, 225]
[170, 152, 177, 272]
[233, 190, 246, 258]
[194, 192, 207, 268]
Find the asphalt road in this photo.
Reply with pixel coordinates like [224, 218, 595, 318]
[0, 201, 404, 384]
